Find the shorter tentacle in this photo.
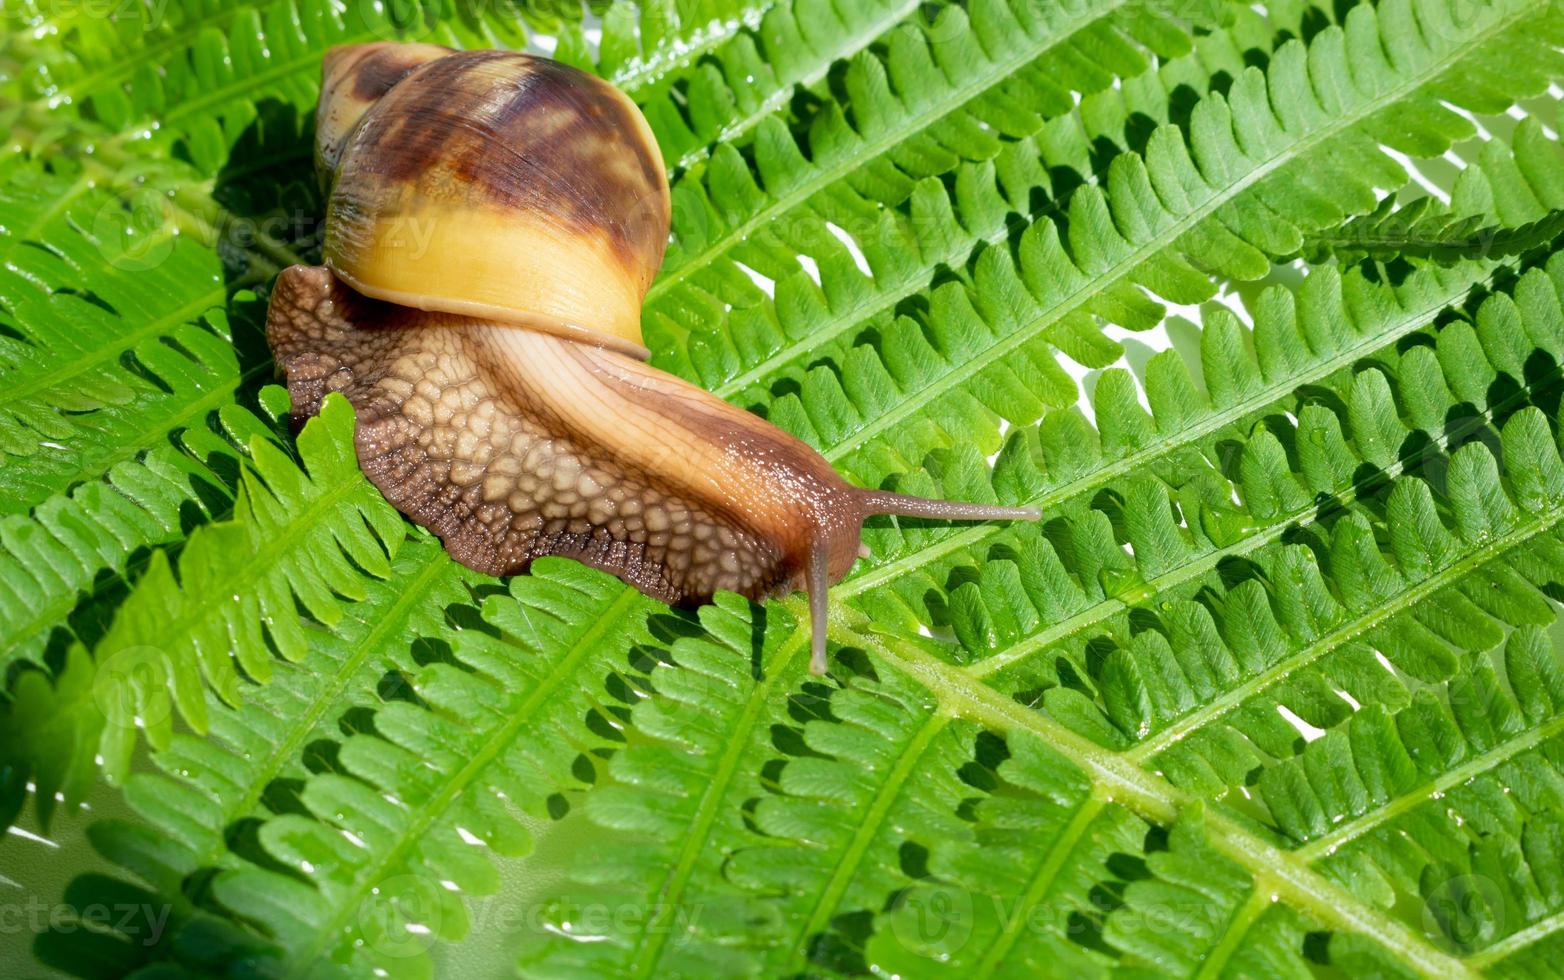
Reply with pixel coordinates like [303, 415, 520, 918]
[805, 542, 831, 675]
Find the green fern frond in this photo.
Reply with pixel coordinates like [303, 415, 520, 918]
[927, 256, 1564, 764]
[7, 0, 907, 197]
[650, 0, 1560, 379]
[1, 394, 406, 822]
[509, 130, 1564, 980]
[4, 0, 534, 165]
[41, 556, 662, 976]
[0, 160, 288, 668]
[1303, 195, 1564, 265]
[645, 0, 1269, 382]
[620, 0, 945, 170]
[864, 728, 1146, 977]
[11, 0, 1564, 976]
[0, 397, 281, 670]
[89, 394, 402, 759]
[650, 0, 1562, 515]
[843, 127, 1564, 646]
[0, 167, 262, 513]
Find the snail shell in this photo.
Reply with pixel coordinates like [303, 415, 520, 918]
[267, 45, 1037, 674]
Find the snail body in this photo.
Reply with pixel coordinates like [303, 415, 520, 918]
[267, 44, 1038, 674]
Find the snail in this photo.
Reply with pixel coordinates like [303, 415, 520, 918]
[266, 43, 1039, 675]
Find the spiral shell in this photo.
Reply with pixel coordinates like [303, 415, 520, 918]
[319, 48, 670, 358]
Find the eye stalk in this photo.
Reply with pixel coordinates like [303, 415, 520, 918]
[267, 46, 1040, 676]
[797, 493, 1040, 673]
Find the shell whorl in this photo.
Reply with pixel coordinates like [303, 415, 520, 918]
[315, 42, 453, 188]
[318, 47, 670, 358]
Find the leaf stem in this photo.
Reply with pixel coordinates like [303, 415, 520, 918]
[851, 627, 1477, 979]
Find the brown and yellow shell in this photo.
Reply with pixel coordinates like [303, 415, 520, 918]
[320, 46, 670, 358]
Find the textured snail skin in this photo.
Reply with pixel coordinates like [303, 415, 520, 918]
[267, 46, 1037, 674]
[269, 265, 866, 599]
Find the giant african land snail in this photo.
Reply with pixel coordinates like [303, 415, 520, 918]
[266, 43, 1039, 674]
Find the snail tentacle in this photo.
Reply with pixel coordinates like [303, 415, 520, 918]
[853, 491, 1041, 523]
[805, 541, 831, 676]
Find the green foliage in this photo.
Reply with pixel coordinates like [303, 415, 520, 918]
[6, 0, 1564, 977]
[1301, 195, 1564, 266]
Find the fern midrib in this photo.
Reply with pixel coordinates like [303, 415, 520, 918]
[960, 514, 1281, 681]
[0, 173, 91, 279]
[783, 707, 951, 971]
[820, 3, 1540, 462]
[1193, 888, 1273, 980]
[643, 0, 1130, 306]
[1129, 507, 1564, 763]
[630, 626, 806, 977]
[0, 358, 278, 661]
[0, 448, 225, 662]
[22, 359, 271, 517]
[1295, 709, 1564, 861]
[0, 287, 223, 409]
[193, 546, 459, 874]
[47, 17, 502, 149]
[857, 627, 1474, 979]
[102, 459, 375, 664]
[834, 261, 1506, 602]
[285, 582, 648, 975]
[963, 333, 1559, 683]
[1, 578, 91, 673]
[610, 5, 775, 94]
[969, 790, 1107, 978]
[1467, 906, 1564, 968]
[708, 165, 1025, 398]
[21, 1, 286, 118]
[666, 0, 925, 173]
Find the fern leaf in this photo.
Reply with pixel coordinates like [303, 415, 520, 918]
[1303, 195, 1564, 265]
[12, 0, 1564, 975]
[947, 261, 1564, 771]
[46, 557, 657, 976]
[0, 167, 264, 512]
[647, 0, 1271, 385]
[847, 133, 1564, 647]
[92, 396, 402, 765]
[0, 395, 405, 818]
[0, 398, 278, 670]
